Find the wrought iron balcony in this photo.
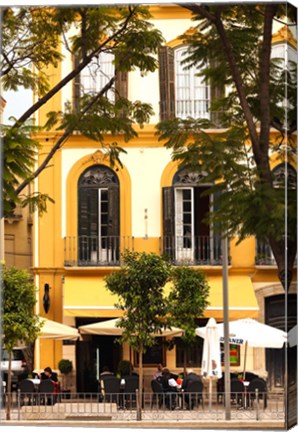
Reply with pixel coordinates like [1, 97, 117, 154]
[255, 241, 276, 266]
[255, 240, 297, 267]
[64, 236, 134, 267]
[161, 235, 226, 266]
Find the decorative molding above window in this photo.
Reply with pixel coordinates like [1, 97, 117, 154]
[173, 169, 208, 185]
[79, 165, 119, 187]
[272, 164, 297, 190]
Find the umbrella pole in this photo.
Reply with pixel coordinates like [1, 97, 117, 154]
[209, 379, 212, 411]
[242, 341, 248, 381]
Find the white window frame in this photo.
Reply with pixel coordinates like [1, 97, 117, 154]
[80, 52, 115, 101]
[175, 46, 210, 120]
[175, 187, 194, 261]
[90, 188, 110, 263]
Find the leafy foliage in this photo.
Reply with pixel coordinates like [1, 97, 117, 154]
[105, 250, 173, 419]
[168, 267, 210, 346]
[1, 5, 164, 213]
[105, 251, 172, 352]
[156, 4, 297, 288]
[2, 266, 41, 351]
[2, 119, 55, 215]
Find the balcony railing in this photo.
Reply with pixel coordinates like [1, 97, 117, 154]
[256, 240, 297, 267]
[255, 241, 276, 266]
[64, 236, 134, 267]
[161, 235, 225, 266]
[64, 235, 228, 267]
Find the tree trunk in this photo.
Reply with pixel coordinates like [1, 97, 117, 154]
[269, 235, 296, 291]
[23, 343, 34, 374]
[138, 346, 143, 421]
[6, 351, 12, 420]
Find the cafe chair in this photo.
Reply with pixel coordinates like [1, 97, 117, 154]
[217, 373, 239, 404]
[216, 377, 224, 404]
[123, 376, 139, 408]
[184, 380, 203, 410]
[151, 379, 164, 409]
[19, 379, 36, 406]
[38, 380, 56, 406]
[244, 372, 259, 382]
[247, 378, 267, 409]
[101, 376, 121, 405]
[230, 379, 245, 407]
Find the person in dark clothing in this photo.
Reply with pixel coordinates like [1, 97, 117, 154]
[182, 369, 202, 391]
[157, 368, 178, 409]
[100, 366, 114, 378]
[182, 369, 202, 409]
[40, 367, 58, 383]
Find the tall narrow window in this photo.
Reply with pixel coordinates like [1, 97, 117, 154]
[80, 52, 115, 101]
[162, 169, 221, 265]
[175, 46, 210, 120]
[78, 165, 120, 266]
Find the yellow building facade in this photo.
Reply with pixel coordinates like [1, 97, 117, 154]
[19, 6, 296, 393]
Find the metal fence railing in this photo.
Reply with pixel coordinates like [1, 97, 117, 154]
[0, 390, 285, 422]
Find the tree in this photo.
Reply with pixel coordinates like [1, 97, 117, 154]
[1, 6, 164, 215]
[156, 4, 297, 290]
[105, 251, 172, 420]
[2, 266, 41, 420]
[167, 266, 210, 373]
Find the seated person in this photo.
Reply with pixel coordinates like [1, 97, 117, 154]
[182, 369, 201, 391]
[182, 369, 202, 409]
[153, 364, 163, 380]
[157, 368, 178, 409]
[40, 367, 58, 383]
[100, 366, 114, 378]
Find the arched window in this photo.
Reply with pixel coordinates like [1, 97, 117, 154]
[78, 165, 120, 265]
[174, 46, 210, 120]
[162, 168, 221, 265]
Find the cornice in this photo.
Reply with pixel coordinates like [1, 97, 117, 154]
[149, 4, 192, 20]
[272, 25, 297, 48]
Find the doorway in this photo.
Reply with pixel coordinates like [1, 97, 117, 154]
[75, 318, 122, 393]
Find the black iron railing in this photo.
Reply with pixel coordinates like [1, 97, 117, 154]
[161, 235, 227, 266]
[64, 236, 134, 267]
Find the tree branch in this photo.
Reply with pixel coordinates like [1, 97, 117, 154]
[15, 75, 116, 196]
[258, 5, 278, 155]
[11, 5, 138, 130]
[179, 3, 216, 23]
[211, 12, 261, 163]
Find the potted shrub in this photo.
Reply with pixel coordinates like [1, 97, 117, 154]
[58, 359, 73, 398]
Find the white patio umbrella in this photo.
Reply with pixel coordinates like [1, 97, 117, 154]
[201, 318, 222, 411]
[79, 318, 184, 337]
[196, 318, 287, 379]
[38, 318, 80, 340]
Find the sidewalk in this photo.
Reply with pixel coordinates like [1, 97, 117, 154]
[0, 419, 286, 430]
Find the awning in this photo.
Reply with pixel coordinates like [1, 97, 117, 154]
[79, 318, 184, 337]
[203, 275, 259, 320]
[64, 276, 122, 318]
[39, 317, 79, 340]
[64, 274, 258, 320]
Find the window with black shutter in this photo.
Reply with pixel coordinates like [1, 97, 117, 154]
[162, 168, 220, 265]
[158, 46, 175, 121]
[158, 44, 223, 125]
[78, 165, 120, 265]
